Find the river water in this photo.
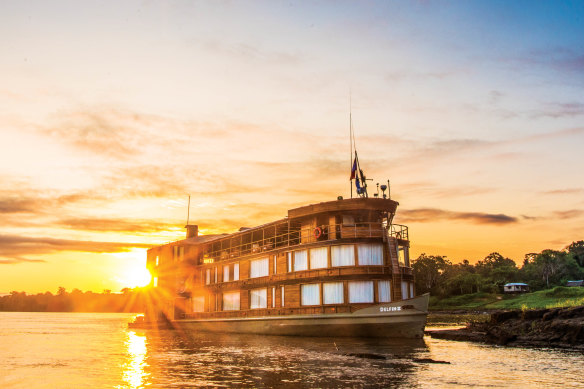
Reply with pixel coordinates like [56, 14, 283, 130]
[1, 312, 582, 388]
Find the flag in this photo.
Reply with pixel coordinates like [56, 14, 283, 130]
[350, 158, 357, 180]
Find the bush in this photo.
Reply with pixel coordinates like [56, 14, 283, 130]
[544, 286, 584, 298]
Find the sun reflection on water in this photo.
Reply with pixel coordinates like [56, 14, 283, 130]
[122, 331, 149, 388]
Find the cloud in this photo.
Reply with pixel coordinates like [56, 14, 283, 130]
[400, 181, 498, 199]
[397, 208, 518, 225]
[0, 256, 47, 265]
[0, 235, 153, 260]
[531, 102, 584, 119]
[0, 198, 37, 213]
[552, 210, 584, 220]
[541, 188, 584, 195]
[56, 217, 179, 233]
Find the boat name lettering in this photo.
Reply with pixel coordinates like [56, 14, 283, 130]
[380, 306, 401, 312]
[203, 258, 214, 264]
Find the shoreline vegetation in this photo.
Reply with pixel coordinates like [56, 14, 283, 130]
[0, 287, 146, 312]
[413, 241, 584, 309]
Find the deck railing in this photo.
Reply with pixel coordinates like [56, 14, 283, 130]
[201, 222, 400, 263]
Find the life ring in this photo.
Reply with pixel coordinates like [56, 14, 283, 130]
[314, 227, 322, 239]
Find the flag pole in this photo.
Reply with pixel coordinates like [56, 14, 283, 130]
[349, 94, 353, 199]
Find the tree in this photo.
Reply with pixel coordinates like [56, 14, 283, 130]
[412, 254, 451, 295]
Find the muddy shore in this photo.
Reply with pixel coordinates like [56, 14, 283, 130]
[427, 305, 584, 350]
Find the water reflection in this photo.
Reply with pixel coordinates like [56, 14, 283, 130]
[123, 331, 149, 388]
[139, 330, 428, 388]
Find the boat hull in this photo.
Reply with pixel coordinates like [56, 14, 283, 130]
[171, 294, 429, 338]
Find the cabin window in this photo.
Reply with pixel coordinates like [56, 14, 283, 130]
[153, 277, 158, 287]
[342, 215, 355, 226]
[310, 247, 328, 269]
[155, 256, 159, 266]
[348, 281, 374, 303]
[205, 269, 211, 285]
[192, 295, 205, 312]
[301, 283, 320, 306]
[272, 287, 276, 308]
[410, 283, 415, 298]
[294, 250, 308, 271]
[401, 281, 409, 299]
[358, 244, 384, 266]
[250, 288, 267, 309]
[214, 267, 218, 283]
[287, 252, 292, 272]
[233, 263, 240, 281]
[281, 286, 285, 306]
[223, 265, 230, 282]
[223, 291, 240, 311]
[250, 258, 269, 278]
[378, 281, 391, 303]
[173, 246, 178, 262]
[323, 282, 344, 304]
[331, 245, 355, 267]
[273, 255, 277, 274]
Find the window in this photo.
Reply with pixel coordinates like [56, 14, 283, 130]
[250, 257, 269, 278]
[342, 215, 355, 226]
[173, 246, 184, 262]
[331, 245, 355, 267]
[250, 288, 267, 309]
[310, 247, 327, 269]
[192, 295, 205, 312]
[273, 255, 277, 274]
[233, 263, 240, 281]
[281, 286, 285, 306]
[410, 283, 415, 299]
[294, 250, 308, 271]
[358, 244, 383, 265]
[301, 284, 320, 306]
[378, 281, 391, 303]
[323, 282, 344, 304]
[401, 281, 409, 299]
[398, 248, 406, 267]
[214, 267, 218, 283]
[223, 265, 230, 282]
[287, 252, 292, 272]
[349, 281, 374, 303]
[223, 291, 240, 311]
[153, 277, 158, 287]
[155, 256, 159, 266]
[272, 287, 276, 308]
[205, 269, 211, 285]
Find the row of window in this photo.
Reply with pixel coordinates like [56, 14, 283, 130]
[201, 243, 410, 286]
[192, 280, 417, 313]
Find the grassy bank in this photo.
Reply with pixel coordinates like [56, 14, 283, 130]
[430, 286, 584, 311]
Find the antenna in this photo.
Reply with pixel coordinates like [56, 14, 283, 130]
[186, 194, 191, 225]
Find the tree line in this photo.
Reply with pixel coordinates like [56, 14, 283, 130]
[0, 287, 147, 312]
[413, 241, 584, 296]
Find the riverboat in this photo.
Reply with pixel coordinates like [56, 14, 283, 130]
[137, 195, 428, 338]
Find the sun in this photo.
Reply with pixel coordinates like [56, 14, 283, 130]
[124, 267, 152, 288]
[113, 249, 152, 289]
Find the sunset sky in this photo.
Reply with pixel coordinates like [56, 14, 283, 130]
[1, 1, 583, 294]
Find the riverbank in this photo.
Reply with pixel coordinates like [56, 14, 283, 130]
[429, 286, 584, 311]
[427, 305, 584, 350]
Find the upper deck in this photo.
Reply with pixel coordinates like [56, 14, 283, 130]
[148, 198, 407, 267]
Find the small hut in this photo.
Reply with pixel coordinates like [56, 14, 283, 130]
[566, 280, 583, 287]
[503, 283, 529, 294]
